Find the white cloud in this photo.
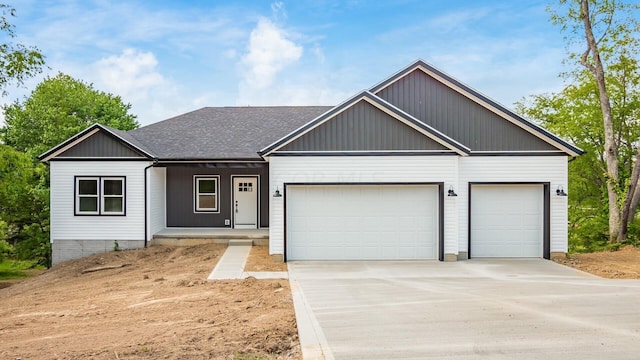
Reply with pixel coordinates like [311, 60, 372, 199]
[94, 49, 165, 102]
[271, 1, 287, 21]
[241, 18, 303, 89]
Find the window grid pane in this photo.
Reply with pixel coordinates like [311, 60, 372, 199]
[199, 179, 216, 194]
[198, 195, 217, 209]
[78, 179, 98, 195]
[79, 197, 98, 212]
[103, 197, 123, 213]
[103, 179, 123, 195]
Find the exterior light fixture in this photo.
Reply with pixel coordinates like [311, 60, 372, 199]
[447, 185, 458, 197]
[273, 187, 282, 197]
[556, 185, 567, 196]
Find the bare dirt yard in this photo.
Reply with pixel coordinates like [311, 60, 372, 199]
[0, 244, 300, 360]
[2, 242, 638, 359]
[554, 245, 640, 279]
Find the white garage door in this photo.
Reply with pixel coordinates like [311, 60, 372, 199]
[286, 185, 439, 260]
[471, 184, 543, 257]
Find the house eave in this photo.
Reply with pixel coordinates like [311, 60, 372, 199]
[156, 158, 267, 164]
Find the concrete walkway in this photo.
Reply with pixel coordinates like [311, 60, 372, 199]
[207, 245, 288, 280]
[289, 260, 640, 360]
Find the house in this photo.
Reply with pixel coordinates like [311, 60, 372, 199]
[40, 60, 583, 265]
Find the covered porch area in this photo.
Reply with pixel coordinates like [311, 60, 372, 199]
[150, 228, 269, 246]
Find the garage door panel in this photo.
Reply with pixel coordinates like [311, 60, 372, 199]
[286, 185, 439, 260]
[471, 185, 543, 258]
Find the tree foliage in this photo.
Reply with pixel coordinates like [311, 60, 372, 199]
[519, 0, 640, 249]
[1, 73, 139, 158]
[518, 58, 640, 250]
[0, 74, 139, 266]
[0, 4, 45, 96]
[0, 145, 49, 265]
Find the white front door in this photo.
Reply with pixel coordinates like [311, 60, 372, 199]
[233, 177, 258, 229]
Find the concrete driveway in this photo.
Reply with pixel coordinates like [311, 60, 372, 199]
[288, 260, 640, 360]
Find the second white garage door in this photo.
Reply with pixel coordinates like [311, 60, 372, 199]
[286, 185, 439, 260]
[470, 184, 543, 258]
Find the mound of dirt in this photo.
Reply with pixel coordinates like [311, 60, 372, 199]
[0, 244, 300, 359]
[554, 246, 640, 279]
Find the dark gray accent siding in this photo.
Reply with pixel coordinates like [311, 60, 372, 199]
[279, 100, 448, 152]
[376, 69, 559, 152]
[59, 131, 145, 158]
[165, 164, 269, 228]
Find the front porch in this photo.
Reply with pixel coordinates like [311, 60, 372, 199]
[150, 228, 269, 246]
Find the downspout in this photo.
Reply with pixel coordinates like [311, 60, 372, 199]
[144, 159, 158, 248]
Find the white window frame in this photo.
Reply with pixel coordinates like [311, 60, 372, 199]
[76, 177, 100, 215]
[101, 177, 125, 215]
[75, 176, 126, 216]
[194, 175, 220, 212]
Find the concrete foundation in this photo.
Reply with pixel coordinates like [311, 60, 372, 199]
[550, 252, 567, 260]
[148, 237, 269, 246]
[444, 253, 457, 262]
[457, 251, 468, 261]
[271, 254, 284, 262]
[52, 239, 144, 266]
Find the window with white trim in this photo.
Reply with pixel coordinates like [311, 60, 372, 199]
[195, 176, 219, 212]
[75, 176, 125, 215]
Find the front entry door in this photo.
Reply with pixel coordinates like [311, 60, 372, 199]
[233, 177, 258, 229]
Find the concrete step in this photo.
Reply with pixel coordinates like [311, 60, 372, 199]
[228, 239, 253, 246]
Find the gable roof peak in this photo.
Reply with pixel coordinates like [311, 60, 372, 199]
[370, 59, 584, 156]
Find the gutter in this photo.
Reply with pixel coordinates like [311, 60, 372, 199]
[144, 159, 159, 247]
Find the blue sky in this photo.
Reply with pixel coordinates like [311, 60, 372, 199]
[4, 0, 570, 126]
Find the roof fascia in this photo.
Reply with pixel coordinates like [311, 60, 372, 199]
[370, 60, 584, 157]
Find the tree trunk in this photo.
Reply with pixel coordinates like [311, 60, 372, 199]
[619, 153, 640, 242]
[580, 0, 621, 243]
[626, 175, 640, 223]
[621, 148, 640, 242]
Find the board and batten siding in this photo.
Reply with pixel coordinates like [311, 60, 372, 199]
[375, 69, 559, 152]
[148, 167, 166, 238]
[458, 156, 568, 254]
[268, 156, 459, 257]
[50, 160, 151, 263]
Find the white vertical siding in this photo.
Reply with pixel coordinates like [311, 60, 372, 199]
[148, 167, 166, 237]
[50, 160, 152, 242]
[459, 156, 568, 254]
[269, 156, 459, 256]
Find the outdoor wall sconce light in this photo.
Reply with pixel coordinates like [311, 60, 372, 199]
[447, 185, 458, 197]
[273, 187, 283, 197]
[556, 185, 567, 196]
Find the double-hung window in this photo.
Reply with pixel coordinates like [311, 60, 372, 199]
[194, 176, 219, 212]
[75, 176, 125, 215]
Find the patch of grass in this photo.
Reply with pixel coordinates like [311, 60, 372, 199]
[0, 259, 42, 280]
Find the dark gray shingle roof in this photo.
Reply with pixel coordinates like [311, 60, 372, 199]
[128, 106, 332, 160]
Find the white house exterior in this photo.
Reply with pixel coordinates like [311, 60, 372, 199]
[40, 60, 581, 265]
[265, 155, 568, 261]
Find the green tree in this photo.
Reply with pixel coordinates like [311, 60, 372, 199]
[0, 73, 139, 158]
[0, 4, 45, 96]
[547, 0, 640, 244]
[0, 145, 49, 265]
[518, 57, 640, 250]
